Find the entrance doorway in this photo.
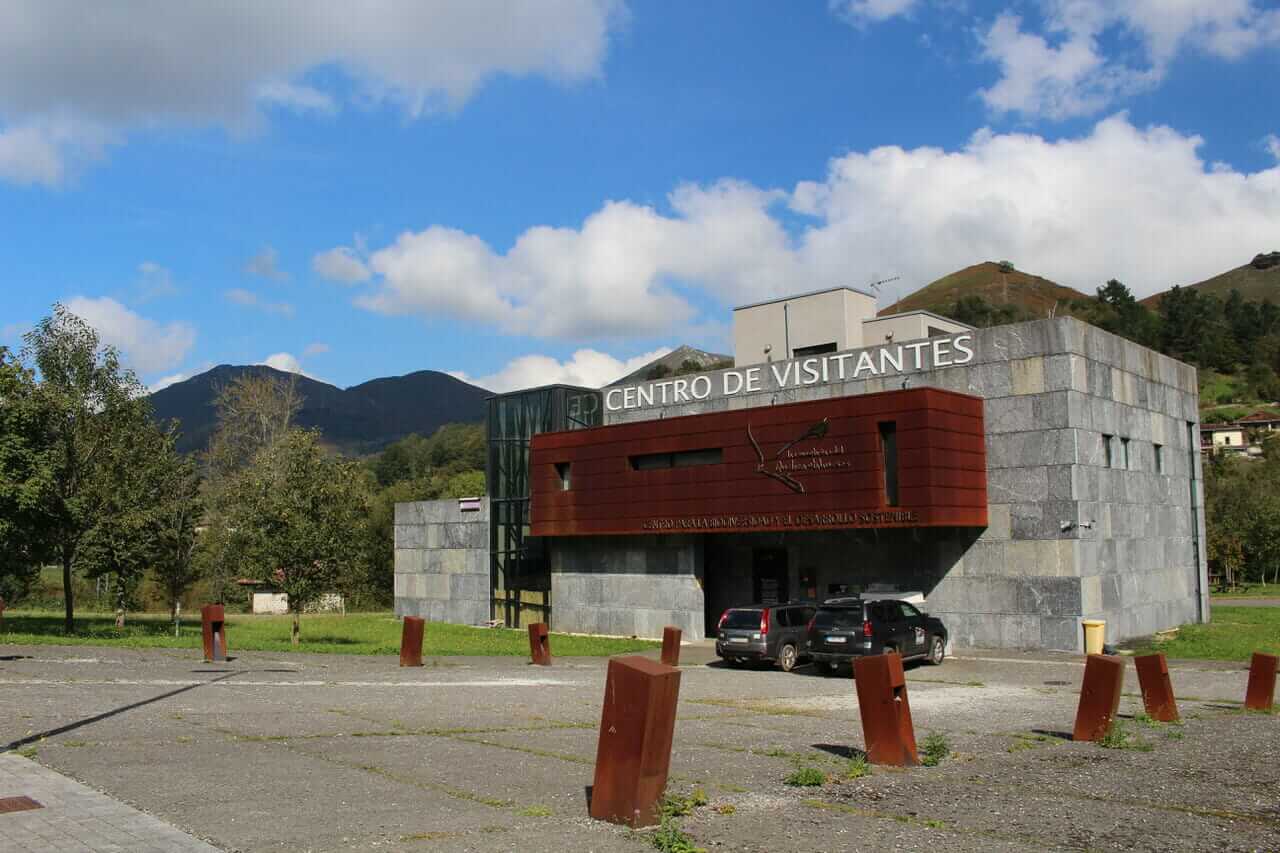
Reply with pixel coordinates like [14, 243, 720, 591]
[752, 548, 789, 606]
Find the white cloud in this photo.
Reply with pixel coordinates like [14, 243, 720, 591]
[63, 296, 196, 373]
[224, 287, 295, 317]
[259, 352, 305, 374]
[148, 371, 191, 393]
[303, 342, 331, 357]
[312, 247, 371, 284]
[355, 182, 800, 339]
[830, 0, 918, 25]
[349, 115, 1280, 335]
[0, 117, 115, 187]
[244, 246, 289, 281]
[979, 1, 1280, 120]
[0, 1, 625, 184]
[453, 347, 671, 393]
[1266, 134, 1280, 162]
[135, 261, 178, 300]
[256, 80, 337, 116]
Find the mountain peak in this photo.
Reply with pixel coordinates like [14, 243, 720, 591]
[149, 364, 489, 455]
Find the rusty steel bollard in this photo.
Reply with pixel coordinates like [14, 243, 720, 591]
[660, 626, 682, 667]
[528, 622, 551, 666]
[589, 656, 682, 827]
[200, 604, 227, 663]
[1072, 654, 1124, 741]
[400, 616, 425, 667]
[853, 652, 919, 766]
[1244, 652, 1278, 711]
[1133, 653, 1179, 722]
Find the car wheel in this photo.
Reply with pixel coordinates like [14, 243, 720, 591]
[778, 643, 799, 672]
[927, 636, 945, 666]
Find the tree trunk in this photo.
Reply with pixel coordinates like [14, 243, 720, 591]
[291, 609, 300, 647]
[62, 547, 74, 634]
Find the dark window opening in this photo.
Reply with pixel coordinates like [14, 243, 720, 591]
[1102, 434, 1114, 467]
[1121, 437, 1131, 469]
[555, 462, 571, 490]
[1154, 443, 1164, 474]
[793, 342, 837, 357]
[879, 421, 899, 507]
[630, 448, 723, 470]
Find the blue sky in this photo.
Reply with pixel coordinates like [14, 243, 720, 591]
[1, 1, 1278, 393]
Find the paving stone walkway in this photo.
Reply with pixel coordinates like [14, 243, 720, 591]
[0, 752, 220, 852]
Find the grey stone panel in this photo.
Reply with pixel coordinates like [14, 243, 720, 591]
[985, 430, 1077, 469]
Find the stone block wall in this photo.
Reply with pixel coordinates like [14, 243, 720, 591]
[394, 499, 490, 625]
[596, 317, 1206, 651]
[549, 535, 706, 640]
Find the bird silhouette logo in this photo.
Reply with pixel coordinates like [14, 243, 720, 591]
[748, 418, 830, 494]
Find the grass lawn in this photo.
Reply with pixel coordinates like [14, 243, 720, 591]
[1210, 582, 1280, 600]
[0, 611, 658, 657]
[1133, 606, 1280, 661]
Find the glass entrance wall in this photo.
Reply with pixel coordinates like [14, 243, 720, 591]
[487, 385, 601, 627]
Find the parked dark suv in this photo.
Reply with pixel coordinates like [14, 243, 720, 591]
[715, 602, 816, 672]
[806, 598, 947, 671]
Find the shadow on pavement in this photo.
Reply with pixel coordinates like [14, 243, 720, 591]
[3, 670, 244, 752]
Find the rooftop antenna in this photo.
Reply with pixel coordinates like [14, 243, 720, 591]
[867, 275, 901, 310]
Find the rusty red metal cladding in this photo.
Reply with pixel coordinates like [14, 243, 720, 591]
[529, 388, 987, 538]
[399, 616, 425, 667]
[1073, 654, 1125, 741]
[589, 656, 681, 828]
[1244, 652, 1278, 711]
[200, 604, 227, 663]
[528, 622, 552, 666]
[1133, 653, 1179, 722]
[660, 626, 682, 667]
[853, 652, 919, 766]
[0, 796, 43, 814]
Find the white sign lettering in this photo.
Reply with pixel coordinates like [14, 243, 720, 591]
[605, 333, 976, 412]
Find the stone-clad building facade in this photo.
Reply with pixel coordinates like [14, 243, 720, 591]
[396, 312, 1207, 651]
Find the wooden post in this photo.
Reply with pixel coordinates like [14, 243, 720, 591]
[1245, 652, 1278, 711]
[1073, 654, 1124, 741]
[528, 622, 551, 666]
[589, 656, 681, 827]
[660, 626, 682, 667]
[1133, 653, 1179, 722]
[399, 616, 425, 667]
[853, 652, 919, 766]
[200, 604, 227, 663]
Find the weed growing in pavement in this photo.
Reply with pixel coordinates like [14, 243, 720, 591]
[1132, 712, 1158, 728]
[845, 755, 870, 779]
[921, 733, 950, 766]
[652, 816, 706, 853]
[1098, 721, 1154, 752]
[15, 746, 37, 759]
[518, 805, 552, 817]
[1165, 729, 1185, 740]
[785, 767, 828, 787]
[715, 804, 736, 815]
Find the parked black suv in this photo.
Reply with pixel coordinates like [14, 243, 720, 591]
[806, 598, 947, 671]
[715, 602, 816, 672]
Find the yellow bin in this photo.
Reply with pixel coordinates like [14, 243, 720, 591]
[1082, 619, 1106, 655]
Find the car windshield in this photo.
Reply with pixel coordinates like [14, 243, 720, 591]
[813, 607, 862, 630]
[722, 609, 762, 629]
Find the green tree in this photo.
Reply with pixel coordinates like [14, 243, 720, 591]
[149, 435, 203, 623]
[219, 429, 369, 645]
[0, 348, 52, 604]
[21, 305, 156, 633]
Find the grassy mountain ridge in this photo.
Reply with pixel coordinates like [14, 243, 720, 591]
[879, 261, 1093, 320]
[149, 364, 490, 455]
[1140, 254, 1280, 308]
